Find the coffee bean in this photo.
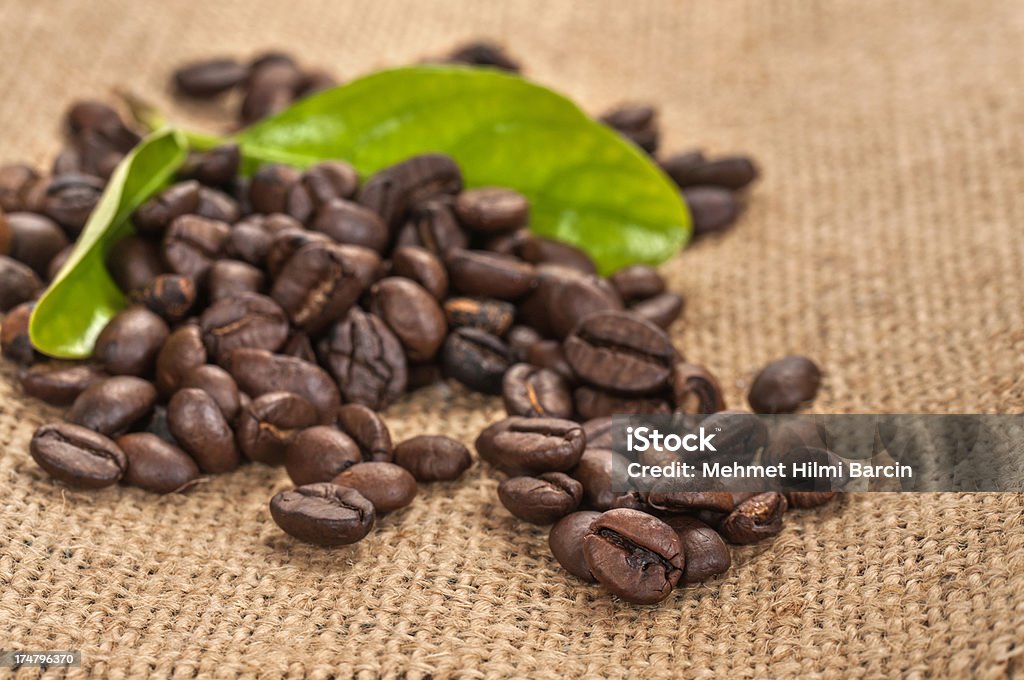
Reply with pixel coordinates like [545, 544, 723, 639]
[271, 242, 380, 334]
[269, 483, 375, 547]
[573, 387, 672, 420]
[179, 144, 241, 187]
[699, 410, 769, 462]
[664, 516, 731, 584]
[5, 212, 68, 276]
[394, 200, 469, 254]
[195, 186, 240, 223]
[718, 492, 788, 544]
[583, 509, 683, 604]
[661, 154, 758, 191]
[92, 305, 169, 376]
[358, 154, 463, 230]
[225, 217, 274, 266]
[132, 274, 196, 322]
[564, 311, 675, 394]
[332, 462, 417, 513]
[167, 387, 240, 473]
[162, 214, 230, 282]
[285, 425, 361, 485]
[441, 328, 511, 395]
[475, 416, 585, 476]
[249, 164, 301, 215]
[392, 435, 472, 482]
[107, 236, 164, 294]
[155, 324, 207, 395]
[0, 254, 42, 311]
[174, 57, 249, 97]
[180, 364, 240, 420]
[500, 231, 598, 275]
[391, 246, 448, 301]
[672, 362, 726, 414]
[646, 477, 736, 513]
[311, 199, 388, 253]
[506, 325, 542, 363]
[571, 448, 634, 511]
[208, 259, 265, 301]
[241, 59, 302, 124]
[525, 340, 575, 382]
[30, 422, 127, 488]
[199, 292, 289, 364]
[265, 226, 332, 278]
[337, 404, 393, 462]
[581, 417, 614, 449]
[133, 181, 201, 236]
[748, 355, 822, 414]
[368, 277, 447, 362]
[682, 187, 742, 236]
[297, 161, 359, 207]
[318, 309, 407, 410]
[454, 187, 529, 233]
[518, 265, 622, 338]
[502, 364, 573, 419]
[20, 362, 106, 405]
[445, 40, 520, 71]
[610, 265, 665, 301]
[629, 292, 685, 329]
[237, 391, 319, 465]
[66, 376, 156, 435]
[0, 164, 41, 212]
[226, 348, 339, 424]
[443, 297, 515, 336]
[599, 104, 659, 153]
[548, 511, 601, 582]
[785, 491, 838, 509]
[41, 173, 104, 233]
[1, 301, 35, 364]
[446, 249, 537, 301]
[117, 433, 200, 494]
[498, 472, 582, 524]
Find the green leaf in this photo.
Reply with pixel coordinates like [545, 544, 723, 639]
[30, 129, 189, 358]
[235, 66, 690, 273]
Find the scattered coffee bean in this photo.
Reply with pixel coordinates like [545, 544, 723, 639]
[179, 144, 241, 188]
[226, 348, 339, 424]
[391, 246, 449, 300]
[162, 214, 230, 281]
[337, 403, 393, 462]
[318, 308, 407, 410]
[5, 212, 68, 276]
[0, 255, 42, 311]
[392, 435, 472, 482]
[358, 153, 462, 230]
[394, 200, 469, 254]
[519, 265, 622, 338]
[66, 376, 157, 435]
[285, 425, 361, 485]
[629, 292, 685, 329]
[785, 491, 838, 509]
[208, 260, 265, 301]
[610, 265, 665, 301]
[237, 391, 318, 464]
[312, 199, 388, 253]
[502, 363, 573, 419]
[180, 364, 240, 420]
[583, 509, 684, 604]
[599, 103, 659, 153]
[332, 462, 418, 514]
[269, 483, 376, 547]
[174, 57, 249, 97]
[672, 362, 726, 414]
[132, 274, 196, 322]
[155, 324, 207, 395]
[167, 387, 240, 473]
[93, 306, 170, 376]
[572, 448, 633, 511]
[368, 277, 447, 362]
[475, 416, 585, 476]
[30, 422, 127, 488]
[445, 40, 520, 71]
[454, 187, 529, 233]
[41, 173, 104, 233]
[441, 327, 511, 394]
[548, 511, 601, 582]
[19, 362, 106, 405]
[718, 492, 788, 544]
[498, 472, 582, 524]
[134, 181, 201, 236]
[682, 186, 742, 236]
[117, 432, 200, 494]
[661, 154, 758, 191]
[0, 163, 41, 212]
[748, 355, 822, 414]
[564, 311, 675, 394]
[446, 249, 537, 301]
[664, 516, 731, 584]
[106, 236, 164, 294]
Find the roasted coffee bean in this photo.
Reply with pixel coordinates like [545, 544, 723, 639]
[502, 364, 573, 419]
[133, 181, 200, 236]
[697, 411, 769, 465]
[93, 306, 169, 376]
[208, 259, 265, 301]
[672, 362, 726, 414]
[564, 311, 675, 394]
[318, 309, 407, 410]
[572, 448, 633, 511]
[225, 217, 275, 266]
[358, 154, 463, 230]
[162, 214, 230, 282]
[525, 340, 574, 381]
[199, 292, 289, 363]
[646, 476, 736, 514]
[5, 212, 68, 276]
[664, 516, 731, 584]
[506, 325, 542, 363]
[661, 154, 759, 191]
[630, 292, 685, 329]
[107, 236, 163, 294]
[281, 332, 317, 363]
[180, 364, 240, 420]
[1, 301, 35, 364]
[610, 265, 665, 301]
[748, 355, 822, 414]
[785, 491, 838, 509]
[599, 104, 659, 152]
[179, 144, 241, 187]
[41, 173, 104, 233]
[174, 57, 249, 97]
[155, 324, 207, 395]
[167, 387, 240, 472]
[582, 417, 614, 449]
[226, 348, 339, 424]
[519, 265, 622, 338]
[498, 472, 582, 524]
[269, 483, 375, 547]
[271, 242, 380, 335]
[443, 297, 515, 336]
[548, 511, 601, 582]
[682, 187, 742, 236]
[297, 161, 359, 207]
[241, 59, 302, 124]
[392, 435, 472, 482]
[368, 277, 447, 362]
[67, 376, 157, 435]
[573, 387, 672, 420]
[394, 200, 469, 254]
[332, 462, 418, 513]
[237, 391, 318, 465]
[20, 362, 106, 405]
[718, 492, 788, 544]
[501, 231, 598, 275]
[454, 187, 529, 233]
[0, 163, 41, 212]
[285, 426, 361, 485]
[0, 255, 42, 311]
[441, 328, 511, 395]
[446, 249, 537, 301]
[311, 199, 388, 252]
[132, 274, 196, 322]
[117, 433, 200, 494]
[249, 163, 301, 215]
[30, 422, 127, 488]
[337, 404, 393, 462]
[583, 509, 683, 604]
[445, 40, 520, 71]
[195, 186, 240, 223]
[265, 226, 332, 277]
[475, 417, 585, 476]
[391, 246, 448, 300]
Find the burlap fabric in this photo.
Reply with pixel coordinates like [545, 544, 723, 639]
[1, 0, 1023, 677]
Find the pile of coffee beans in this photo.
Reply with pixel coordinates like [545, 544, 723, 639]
[1, 43, 832, 604]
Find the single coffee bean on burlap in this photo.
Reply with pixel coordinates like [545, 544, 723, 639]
[173, 57, 249, 97]
[30, 422, 127, 488]
[748, 355, 822, 414]
[93, 306, 169, 377]
[548, 510, 602, 582]
[269, 483, 376, 547]
[502, 363, 573, 419]
[718, 492, 788, 544]
[498, 472, 583, 525]
[444, 40, 520, 71]
[583, 509, 684, 604]
[337, 404, 393, 462]
[672, 362, 726, 414]
[475, 416, 585, 476]
[199, 292, 289, 364]
[609, 265, 666, 301]
[236, 391, 319, 465]
[318, 309, 407, 411]
[285, 425, 361, 486]
[661, 154, 758, 190]
[392, 435, 472, 482]
[332, 462, 418, 514]
[682, 186, 742, 236]
[155, 324, 207, 395]
[599, 103, 659, 153]
[20, 362, 106, 405]
[564, 311, 675, 394]
[571, 448, 634, 511]
[116, 433, 200, 494]
[454, 187, 529, 233]
[441, 327, 511, 395]
[67, 376, 157, 436]
[664, 515, 732, 584]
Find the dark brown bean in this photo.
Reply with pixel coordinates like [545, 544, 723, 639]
[264, 226, 332, 278]
[548, 511, 601, 582]
[683, 186, 743, 236]
[4, 212, 68, 276]
[332, 462, 418, 514]
[1, 301, 35, 364]
[269, 483, 375, 547]
[155, 324, 207, 395]
[441, 328, 511, 395]
[610, 265, 665, 301]
[0, 255, 42, 311]
[117, 433, 200, 494]
[167, 387, 240, 473]
[672, 362, 726, 414]
[661, 154, 759, 191]
[498, 472, 582, 524]
[630, 292, 685, 329]
[174, 57, 249, 97]
[573, 387, 672, 420]
[392, 435, 472, 482]
[454, 187, 529, 233]
[446, 249, 537, 301]
[394, 200, 469, 254]
[0, 164, 42, 212]
[368, 277, 447, 362]
[249, 164, 301, 215]
[599, 104, 660, 153]
[106, 236, 164, 294]
[162, 214, 230, 282]
[93, 306, 169, 376]
[445, 40, 520, 71]
[199, 292, 289, 364]
[312, 199, 388, 253]
[785, 491, 839, 509]
[318, 309, 407, 411]
[357, 154, 463, 230]
[518, 264, 622, 339]
[475, 416, 586, 476]
[237, 391, 319, 465]
[180, 364, 240, 420]
[583, 509, 684, 604]
[443, 297, 515, 336]
[41, 173, 104, 233]
[572, 448, 634, 511]
[133, 181, 201, 236]
[131, 274, 196, 322]
[179, 144, 241, 187]
[391, 246, 449, 300]
[502, 364, 573, 419]
[19, 362, 107, 405]
[30, 422, 127, 488]
[748, 355, 822, 414]
[195, 186, 240, 223]
[226, 348, 340, 424]
[718, 492, 788, 544]
[285, 426, 361, 485]
[664, 516, 731, 584]
[564, 311, 675, 394]
[337, 404, 393, 462]
[66, 376, 157, 436]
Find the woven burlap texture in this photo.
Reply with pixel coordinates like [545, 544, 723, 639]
[2, 0, 1023, 677]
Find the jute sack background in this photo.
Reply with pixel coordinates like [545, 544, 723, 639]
[1, 0, 1023, 677]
